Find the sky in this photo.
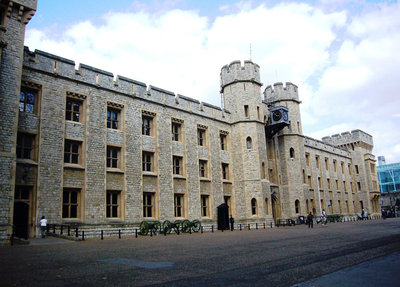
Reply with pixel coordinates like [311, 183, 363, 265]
[25, 0, 400, 163]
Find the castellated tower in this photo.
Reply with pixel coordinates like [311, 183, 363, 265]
[220, 61, 272, 223]
[264, 82, 306, 219]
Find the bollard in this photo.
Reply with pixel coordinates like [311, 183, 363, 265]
[271, 222, 273, 228]
[240, 224, 242, 231]
[60, 225, 63, 235]
[75, 227, 78, 238]
[53, 224, 56, 234]
[201, 226, 203, 234]
[101, 230, 104, 240]
[82, 230, 85, 241]
[212, 225, 214, 233]
[68, 226, 71, 236]
[256, 223, 258, 230]
[135, 228, 138, 238]
[119, 229, 121, 239]
[263, 223, 265, 229]
[248, 224, 251, 230]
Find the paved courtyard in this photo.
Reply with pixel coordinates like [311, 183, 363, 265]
[0, 218, 399, 286]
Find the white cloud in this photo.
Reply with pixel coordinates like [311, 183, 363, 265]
[24, 1, 400, 162]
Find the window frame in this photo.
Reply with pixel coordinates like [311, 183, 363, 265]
[19, 87, 38, 114]
[201, 195, 209, 217]
[199, 160, 208, 178]
[66, 97, 82, 123]
[173, 155, 183, 176]
[106, 190, 121, 218]
[142, 151, 154, 172]
[62, 188, 80, 219]
[64, 139, 82, 165]
[143, 192, 155, 218]
[174, 193, 184, 218]
[197, 128, 206, 146]
[16, 133, 35, 160]
[107, 106, 121, 130]
[106, 145, 121, 169]
[222, 163, 229, 180]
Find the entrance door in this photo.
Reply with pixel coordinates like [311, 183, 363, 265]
[271, 194, 280, 224]
[13, 201, 29, 239]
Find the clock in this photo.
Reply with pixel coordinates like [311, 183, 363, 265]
[272, 110, 282, 122]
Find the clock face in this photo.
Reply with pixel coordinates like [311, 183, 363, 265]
[282, 111, 288, 121]
[272, 110, 282, 122]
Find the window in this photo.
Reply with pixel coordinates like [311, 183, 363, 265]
[19, 87, 37, 114]
[64, 140, 81, 164]
[355, 165, 359, 174]
[66, 98, 82, 122]
[143, 192, 154, 218]
[107, 107, 120, 129]
[308, 176, 313, 188]
[224, 196, 232, 215]
[316, 156, 321, 169]
[305, 153, 310, 167]
[142, 116, 152, 136]
[262, 162, 266, 179]
[336, 180, 339, 190]
[106, 190, 121, 218]
[289, 148, 295, 158]
[333, 160, 337, 172]
[348, 164, 352, 175]
[251, 198, 257, 215]
[199, 160, 208, 178]
[201, 195, 209, 217]
[174, 194, 184, 217]
[329, 199, 333, 213]
[244, 105, 249, 117]
[327, 178, 331, 190]
[325, 158, 329, 170]
[173, 156, 183, 175]
[357, 182, 361, 191]
[142, 151, 154, 172]
[220, 133, 227, 150]
[63, 188, 80, 218]
[318, 177, 322, 189]
[222, 163, 229, 180]
[172, 122, 181, 141]
[295, 199, 300, 214]
[341, 162, 345, 174]
[246, 137, 252, 149]
[197, 127, 206, 146]
[107, 146, 120, 168]
[265, 198, 269, 215]
[17, 133, 35, 159]
[343, 181, 347, 191]
[257, 106, 261, 120]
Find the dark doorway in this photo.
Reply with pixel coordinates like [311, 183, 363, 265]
[13, 201, 29, 239]
[217, 203, 229, 230]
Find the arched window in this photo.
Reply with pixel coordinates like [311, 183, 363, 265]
[295, 199, 300, 214]
[289, 148, 295, 158]
[246, 137, 252, 149]
[265, 198, 269, 215]
[261, 162, 266, 179]
[251, 198, 257, 215]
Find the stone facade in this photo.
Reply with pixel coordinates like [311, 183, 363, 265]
[0, 0, 380, 243]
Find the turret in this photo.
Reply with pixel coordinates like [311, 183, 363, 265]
[264, 82, 299, 105]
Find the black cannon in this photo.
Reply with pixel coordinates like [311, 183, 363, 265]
[162, 220, 182, 235]
[139, 221, 161, 235]
[181, 219, 201, 233]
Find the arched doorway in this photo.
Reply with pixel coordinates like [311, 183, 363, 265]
[13, 201, 29, 239]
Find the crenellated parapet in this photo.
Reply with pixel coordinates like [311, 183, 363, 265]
[220, 60, 262, 91]
[263, 82, 299, 105]
[22, 47, 230, 122]
[322, 130, 374, 148]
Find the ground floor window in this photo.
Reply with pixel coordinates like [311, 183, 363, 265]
[143, 192, 155, 218]
[174, 194, 184, 217]
[63, 188, 80, 218]
[251, 198, 257, 215]
[106, 190, 121, 218]
[201, 195, 209, 217]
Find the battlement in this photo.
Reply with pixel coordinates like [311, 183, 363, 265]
[263, 82, 299, 104]
[322, 130, 374, 147]
[220, 60, 262, 91]
[22, 47, 229, 121]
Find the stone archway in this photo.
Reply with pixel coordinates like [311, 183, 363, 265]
[271, 194, 281, 224]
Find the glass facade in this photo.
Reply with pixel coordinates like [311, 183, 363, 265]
[377, 163, 400, 193]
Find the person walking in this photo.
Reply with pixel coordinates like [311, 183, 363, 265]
[307, 212, 313, 228]
[321, 209, 327, 227]
[39, 216, 47, 238]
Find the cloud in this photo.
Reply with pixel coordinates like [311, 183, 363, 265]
[24, 1, 400, 162]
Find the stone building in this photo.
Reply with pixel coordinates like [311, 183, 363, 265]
[0, 0, 380, 242]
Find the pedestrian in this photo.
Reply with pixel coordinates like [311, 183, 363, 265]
[307, 212, 313, 228]
[361, 209, 365, 220]
[229, 215, 234, 231]
[39, 216, 47, 238]
[321, 209, 327, 227]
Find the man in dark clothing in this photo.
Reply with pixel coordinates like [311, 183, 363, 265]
[307, 212, 313, 228]
[229, 216, 234, 231]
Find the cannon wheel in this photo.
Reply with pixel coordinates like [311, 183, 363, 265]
[182, 219, 191, 233]
[191, 219, 201, 232]
[140, 221, 149, 235]
[153, 221, 161, 234]
[162, 220, 172, 234]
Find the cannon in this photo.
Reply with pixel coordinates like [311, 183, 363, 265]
[181, 219, 201, 233]
[162, 220, 182, 235]
[139, 221, 161, 235]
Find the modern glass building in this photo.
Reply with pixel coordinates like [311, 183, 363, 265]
[377, 162, 400, 193]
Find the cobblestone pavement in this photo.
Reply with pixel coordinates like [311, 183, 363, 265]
[0, 218, 399, 287]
